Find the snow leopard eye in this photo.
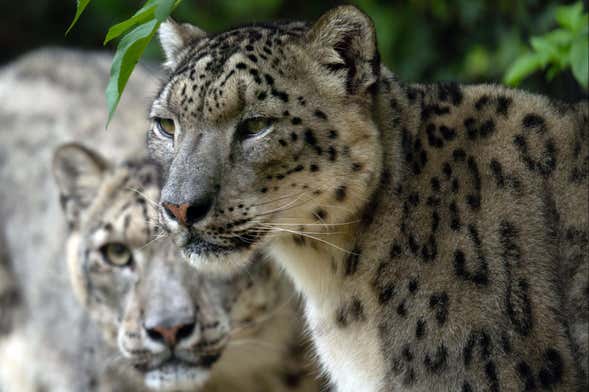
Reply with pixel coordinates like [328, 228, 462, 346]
[237, 117, 275, 139]
[100, 243, 133, 267]
[155, 117, 176, 138]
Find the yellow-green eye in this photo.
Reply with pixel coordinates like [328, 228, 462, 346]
[155, 117, 176, 138]
[100, 243, 133, 267]
[237, 117, 275, 138]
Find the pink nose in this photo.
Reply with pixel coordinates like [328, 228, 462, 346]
[162, 202, 190, 226]
[147, 322, 195, 347]
[162, 198, 213, 227]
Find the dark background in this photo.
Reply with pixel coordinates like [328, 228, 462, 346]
[2, 0, 586, 101]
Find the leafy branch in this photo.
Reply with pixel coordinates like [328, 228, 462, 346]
[67, 0, 182, 126]
[68, 1, 587, 124]
[504, 1, 588, 89]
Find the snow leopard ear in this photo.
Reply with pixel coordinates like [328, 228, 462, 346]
[52, 143, 109, 229]
[159, 19, 206, 70]
[306, 5, 380, 96]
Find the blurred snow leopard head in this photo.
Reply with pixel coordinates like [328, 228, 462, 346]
[52, 143, 295, 391]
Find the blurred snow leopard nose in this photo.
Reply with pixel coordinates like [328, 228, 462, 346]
[162, 198, 213, 227]
[146, 321, 196, 348]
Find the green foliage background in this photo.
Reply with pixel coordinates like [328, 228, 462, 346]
[2, 0, 587, 103]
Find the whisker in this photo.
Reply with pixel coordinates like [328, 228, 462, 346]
[256, 223, 344, 236]
[255, 190, 311, 216]
[254, 196, 315, 218]
[246, 190, 308, 208]
[254, 220, 360, 227]
[262, 226, 355, 254]
[126, 187, 160, 208]
[139, 232, 168, 249]
[252, 176, 367, 219]
[226, 339, 285, 352]
[317, 202, 357, 215]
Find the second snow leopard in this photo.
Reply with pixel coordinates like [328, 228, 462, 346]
[1, 143, 321, 392]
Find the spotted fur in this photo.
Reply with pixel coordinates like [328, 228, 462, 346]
[148, 6, 588, 392]
[50, 144, 322, 392]
[0, 50, 321, 392]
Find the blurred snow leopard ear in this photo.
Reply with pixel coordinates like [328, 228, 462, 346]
[306, 5, 380, 96]
[52, 143, 109, 230]
[159, 19, 206, 70]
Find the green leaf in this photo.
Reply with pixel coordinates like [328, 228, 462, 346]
[555, 2, 585, 32]
[570, 34, 589, 89]
[530, 36, 558, 63]
[543, 29, 573, 47]
[106, 19, 160, 127]
[65, 0, 92, 35]
[504, 53, 544, 86]
[546, 63, 562, 81]
[155, 0, 177, 22]
[104, 0, 158, 44]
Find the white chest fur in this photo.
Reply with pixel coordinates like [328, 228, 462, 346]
[268, 240, 386, 392]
